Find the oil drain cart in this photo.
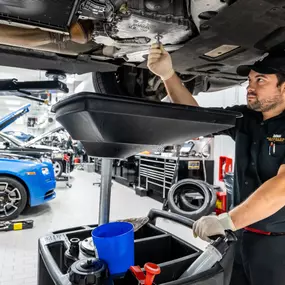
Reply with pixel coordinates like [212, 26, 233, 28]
[39, 92, 241, 285]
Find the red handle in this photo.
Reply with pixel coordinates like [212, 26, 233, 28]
[144, 263, 161, 285]
[129, 266, 145, 283]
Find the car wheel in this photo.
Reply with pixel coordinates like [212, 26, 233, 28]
[53, 160, 63, 178]
[92, 71, 123, 95]
[92, 68, 196, 99]
[0, 176, 28, 221]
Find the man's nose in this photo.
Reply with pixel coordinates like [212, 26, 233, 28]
[247, 84, 255, 93]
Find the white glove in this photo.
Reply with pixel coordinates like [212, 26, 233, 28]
[147, 43, 175, 81]
[193, 213, 236, 242]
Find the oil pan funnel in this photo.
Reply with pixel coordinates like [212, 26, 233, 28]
[52, 92, 241, 158]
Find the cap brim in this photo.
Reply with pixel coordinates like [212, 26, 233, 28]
[236, 65, 253, 76]
[237, 64, 279, 76]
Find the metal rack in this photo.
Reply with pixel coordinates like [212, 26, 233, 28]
[137, 155, 177, 200]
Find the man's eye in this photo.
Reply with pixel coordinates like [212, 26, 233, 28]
[257, 78, 264, 82]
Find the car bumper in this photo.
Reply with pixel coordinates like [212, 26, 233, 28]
[29, 178, 56, 207]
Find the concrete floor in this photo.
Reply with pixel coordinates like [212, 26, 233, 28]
[0, 170, 207, 285]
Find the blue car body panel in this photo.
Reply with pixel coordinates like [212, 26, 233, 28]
[0, 104, 31, 131]
[0, 154, 56, 207]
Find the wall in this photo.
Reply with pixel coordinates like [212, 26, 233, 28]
[195, 84, 247, 187]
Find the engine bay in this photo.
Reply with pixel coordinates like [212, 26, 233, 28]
[0, 0, 228, 63]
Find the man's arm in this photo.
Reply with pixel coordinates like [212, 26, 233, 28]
[229, 164, 285, 230]
[163, 73, 199, 106]
[147, 44, 199, 107]
[193, 164, 285, 241]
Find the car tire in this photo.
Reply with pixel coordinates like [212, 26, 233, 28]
[53, 160, 63, 178]
[0, 176, 28, 221]
[92, 71, 123, 95]
[92, 69, 196, 98]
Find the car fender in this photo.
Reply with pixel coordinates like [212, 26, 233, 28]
[0, 159, 48, 205]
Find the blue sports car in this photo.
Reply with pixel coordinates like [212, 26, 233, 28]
[0, 153, 56, 221]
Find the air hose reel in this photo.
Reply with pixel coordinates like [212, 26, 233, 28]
[167, 179, 217, 220]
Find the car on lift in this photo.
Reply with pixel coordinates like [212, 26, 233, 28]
[0, 105, 74, 179]
[0, 0, 283, 100]
[0, 152, 56, 221]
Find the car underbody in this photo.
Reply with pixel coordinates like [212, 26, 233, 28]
[0, 0, 284, 95]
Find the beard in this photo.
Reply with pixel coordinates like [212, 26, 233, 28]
[247, 90, 283, 112]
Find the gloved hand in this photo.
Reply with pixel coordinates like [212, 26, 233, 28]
[147, 43, 175, 81]
[193, 213, 236, 242]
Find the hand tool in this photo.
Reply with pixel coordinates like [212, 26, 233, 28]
[154, 33, 163, 47]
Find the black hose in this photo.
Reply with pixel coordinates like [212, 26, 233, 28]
[167, 179, 217, 220]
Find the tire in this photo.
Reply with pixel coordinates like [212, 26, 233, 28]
[53, 160, 63, 178]
[92, 69, 196, 98]
[92, 71, 123, 95]
[0, 176, 28, 221]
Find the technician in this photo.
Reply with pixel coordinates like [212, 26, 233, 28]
[147, 44, 285, 285]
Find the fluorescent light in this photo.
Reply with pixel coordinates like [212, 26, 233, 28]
[4, 100, 21, 105]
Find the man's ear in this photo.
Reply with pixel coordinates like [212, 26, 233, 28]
[280, 81, 285, 95]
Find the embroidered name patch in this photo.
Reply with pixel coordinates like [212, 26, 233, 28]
[267, 134, 285, 143]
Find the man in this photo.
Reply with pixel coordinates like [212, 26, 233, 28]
[147, 44, 285, 285]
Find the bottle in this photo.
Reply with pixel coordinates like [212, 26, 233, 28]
[179, 236, 228, 279]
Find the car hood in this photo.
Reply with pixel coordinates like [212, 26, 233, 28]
[0, 103, 31, 130]
[24, 126, 64, 147]
[0, 152, 40, 162]
[29, 144, 61, 152]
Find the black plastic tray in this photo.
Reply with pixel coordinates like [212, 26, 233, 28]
[38, 209, 235, 285]
[52, 92, 241, 158]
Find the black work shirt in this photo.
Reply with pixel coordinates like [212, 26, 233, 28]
[217, 105, 285, 232]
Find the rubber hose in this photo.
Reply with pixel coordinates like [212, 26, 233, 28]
[178, 180, 216, 214]
[167, 179, 217, 220]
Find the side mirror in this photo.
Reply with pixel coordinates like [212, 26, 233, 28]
[3, 141, 10, 148]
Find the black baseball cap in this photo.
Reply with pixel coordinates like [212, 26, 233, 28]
[237, 53, 285, 76]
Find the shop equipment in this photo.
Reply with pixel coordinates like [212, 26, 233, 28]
[126, 262, 161, 284]
[167, 179, 217, 220]
[0, 219, 33, 231]
[0, 79, 68, 104]
[56, 153, 72, 188]
[38, 209, 236, 285]
[135, 155, 214, 202]
[45, 92, 241, 284]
